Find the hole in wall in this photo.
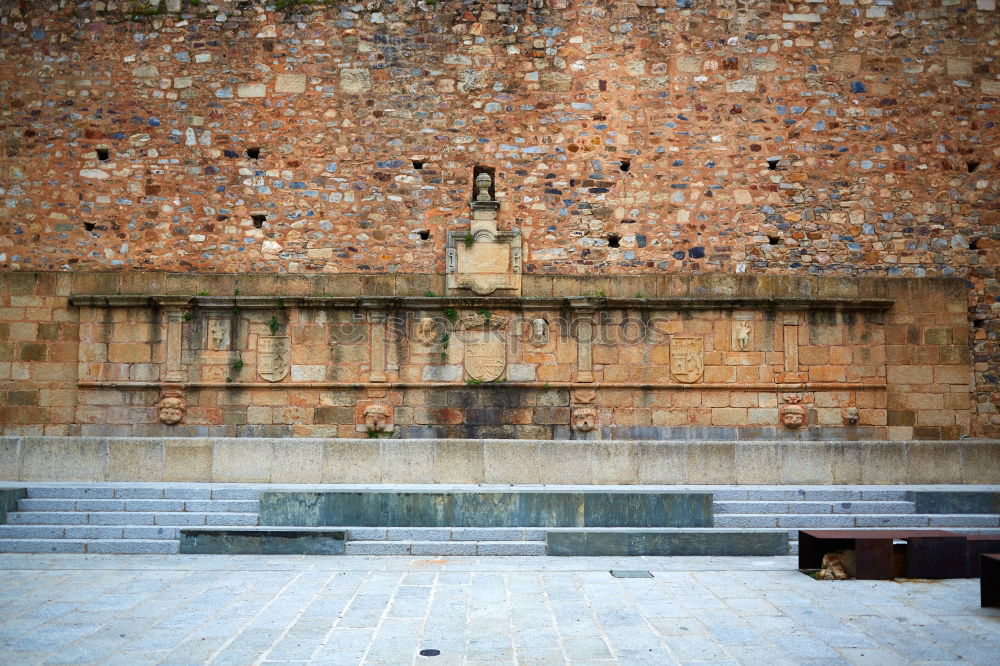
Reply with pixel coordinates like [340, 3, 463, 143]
[412, 160, 425, 170]
[251, 214, 267, 228]
[768, 235, 780, 245]
[95, 147, 110, 161]
[619, 159, 631, 173]
[417, 229, 430, 240]
[83, 222, 96, 231]
[967, 160, 981, 173]
[766, 158, 780, 170]
[973, 319, 985, 329]
[245, 147, 261, 160]
[607, 234, 621, 248]
[970, 238, 981, 250]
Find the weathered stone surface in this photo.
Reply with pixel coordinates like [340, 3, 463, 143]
[274, 73, 307, 94]
[1, 0, 998, 439]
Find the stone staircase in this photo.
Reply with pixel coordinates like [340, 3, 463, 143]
[1, 484, 998, 556]
[711, 487, 1000, 555]
[0, 486, 259, 554]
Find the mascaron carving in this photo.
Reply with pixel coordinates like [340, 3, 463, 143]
[156, 392, 186, 425]
[413, 317, 438, 346]
[572, 408, 598, 432]
[780, 393, 808, 429]
[363, 404, 393, 433]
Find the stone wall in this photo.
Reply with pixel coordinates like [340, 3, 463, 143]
[2, 436, 998, 484]
[0, 271, 972, 439]
[0, 0, 997, 434]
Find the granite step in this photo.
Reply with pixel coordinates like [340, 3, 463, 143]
[714, 514, 1000, 529]
[0, 524, 180, 540]
[712, 500, 916, 514]
[0, 538, 178, 554]
[24, 486, 261, 500]
[345, 540, 547, 556]
[5, 511, 259, 527]
[343, 527, 547, 542]
[16, 498, 259, 513]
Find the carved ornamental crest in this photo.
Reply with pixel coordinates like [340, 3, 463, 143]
[461, 313, 508, 382]
[670, 336, 704, 383]
[257, 335, 290, 382]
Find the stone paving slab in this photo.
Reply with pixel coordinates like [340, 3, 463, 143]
[0, 554, 997, 665]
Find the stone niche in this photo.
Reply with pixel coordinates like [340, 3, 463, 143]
[58, 274, 971, 441]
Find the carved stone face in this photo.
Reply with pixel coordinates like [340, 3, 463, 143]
[414, 317, 437, 346]
[843, 407, 860, 426]
[363, 404, 392, 432]
[157, 394, 185, 425]
[572, 408, 598, 433]
[779, 403, 807, 429]
[530, 318, 548, 347]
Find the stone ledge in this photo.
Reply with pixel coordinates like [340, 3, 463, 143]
[1, 437, 998, 485]
[179, 527, 345, 555]
[68, 293, 895, 312]
[46, 271, 962, 301]
[546, 528, 790, 556]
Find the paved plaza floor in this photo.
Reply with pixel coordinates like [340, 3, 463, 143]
[0, 554, 997, 665]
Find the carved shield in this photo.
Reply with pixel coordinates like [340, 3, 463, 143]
[258, 336, 290, 382]
[464, 329, 506, 382]
[670, 336, 704, 383]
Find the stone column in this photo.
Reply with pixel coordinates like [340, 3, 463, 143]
[160, 298, 190, 383]
[368, 310, 387, 383]
[573, 304, 595, 383]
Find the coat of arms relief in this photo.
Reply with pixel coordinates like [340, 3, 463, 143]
[460, 312, 508, 382]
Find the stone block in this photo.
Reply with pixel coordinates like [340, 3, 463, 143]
[380, 440, 434, 482]
[637, 442, 687, 484]
[587, 441, 641, 485]
[340, 68, 371, 93]
[270, 440, 323, 483]
[735, 442, 780, 484]
[180, 528, 345, 555]
[685, 443, 737, 484]
[859, 442, 908, 484]
[237, 83, 266, 98]
[779, 443, 833, 484]
[540, 72, 572, 92]
[20, 437, 106, 481]
[164, 439, 212, 482]
[433, 440, 485, 483]
[107, 439, 162, 482]
[275, 73, 307, 93]
[483, 440, 544, 483]
[321, 440, 380, 483]
[213, 439, 272, 482]
[0, 439, 20, 481]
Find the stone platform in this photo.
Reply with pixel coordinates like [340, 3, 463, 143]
[2, 483, 998, 557]
[2, 437, 999, 485]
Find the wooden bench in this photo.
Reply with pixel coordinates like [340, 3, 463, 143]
[799, 529, 967, 580]
[965, 536, 1000, 577]
[982, 555, 1000, 608]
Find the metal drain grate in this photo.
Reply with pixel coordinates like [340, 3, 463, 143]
[610, 570, 653, 578]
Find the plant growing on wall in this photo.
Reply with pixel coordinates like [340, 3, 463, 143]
[268, 315, 280, 335]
